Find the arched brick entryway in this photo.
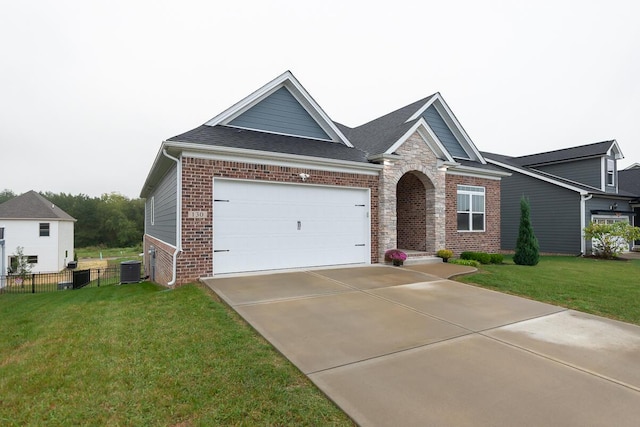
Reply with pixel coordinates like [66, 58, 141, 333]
[396, 171, 436, 253]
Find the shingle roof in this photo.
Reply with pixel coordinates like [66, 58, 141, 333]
[511, 140, 616, 166]
[169, 94, 437, 162]
[345, 96, 435, 156]
[0, 191, 76, 220]
[619, 168, 640, 198]
[483, 150, 640, 198]
[481, 151, 605, 194]
[168, 125, 370, 163]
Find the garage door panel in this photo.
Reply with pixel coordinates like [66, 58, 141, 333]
[213, 179, 369, 274]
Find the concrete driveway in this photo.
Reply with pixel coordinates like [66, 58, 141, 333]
[203, 264, 640, 426]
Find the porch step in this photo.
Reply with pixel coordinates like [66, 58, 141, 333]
[394, 250, 443, 265]
[403, 255, 442, 265]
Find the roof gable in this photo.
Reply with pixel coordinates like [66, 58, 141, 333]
[0, 191, 75, 221]
[384, 118, 455, 162]
[422, 104, 468, 159]
[346, 93, 485, 164]
[228, 87, 331, 140]
[405, 93, 485, 163]
[205, 71, 352, 146]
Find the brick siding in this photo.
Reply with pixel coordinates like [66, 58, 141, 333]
[397, 173, 428, 251]
[171, 157, 379, 285]
[143, 235, 178, 285]
[445, 174, 501, 255]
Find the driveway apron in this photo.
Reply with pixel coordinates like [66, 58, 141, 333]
[203, 264, 640, 426]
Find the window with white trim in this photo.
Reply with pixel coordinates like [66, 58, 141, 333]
[39, 223, 50, 237]
[457, 185, 485, 231]
[606, 159, 615, 186]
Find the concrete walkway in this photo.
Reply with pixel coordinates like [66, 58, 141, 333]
[203, 264, 640, 426]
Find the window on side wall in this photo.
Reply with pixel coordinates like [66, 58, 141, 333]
[606, 159, 615, 186]
[150, 196, 155, 226]
[457, 185, 485, 232]
[39, 223, 50, 237]
[9, 255, 38, 270]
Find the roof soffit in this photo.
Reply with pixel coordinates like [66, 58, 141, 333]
[204, 71, 353, 147]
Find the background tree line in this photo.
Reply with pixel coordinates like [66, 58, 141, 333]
[0, 189, 145, 248]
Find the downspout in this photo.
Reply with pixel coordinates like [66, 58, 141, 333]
[0, 238, 5, 289]
[580, 193, 593, 255]
[162, 148, 182, 286]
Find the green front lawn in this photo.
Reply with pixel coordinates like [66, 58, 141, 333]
[0, 283, 353, 426]
[458, 255, 640, 325]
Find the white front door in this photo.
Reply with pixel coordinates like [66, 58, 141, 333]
[213, 179, 370, 274]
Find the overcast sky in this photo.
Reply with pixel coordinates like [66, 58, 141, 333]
[2, 0, 639, 199]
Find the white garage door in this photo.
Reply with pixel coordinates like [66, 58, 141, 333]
[213, 179, 370, 274]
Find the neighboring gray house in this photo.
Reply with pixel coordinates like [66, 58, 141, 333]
[619, 163, 640, 250]
[483, 141, 637, 255]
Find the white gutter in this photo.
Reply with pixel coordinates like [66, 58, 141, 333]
[580, 194, 593, 255]
[162, 148, 182, 286]
[169, 141, 383, 174]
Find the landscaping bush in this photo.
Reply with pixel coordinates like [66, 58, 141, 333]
[460, 251, 474, 261]
[514, 196, 540, 266]
[436, 249, 453, 260]
[489, 253, 504, 264]
[583, 221, 640, 259]
[460, 251, 491, 264]
[449, 259, 481, 268]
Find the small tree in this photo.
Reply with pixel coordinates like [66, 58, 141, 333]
[583, 221, 640, 259]
[514, 196, 540, 266]
[11, 246, 32, 285]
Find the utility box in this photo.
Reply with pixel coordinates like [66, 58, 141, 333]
[120, 261, 141, 284]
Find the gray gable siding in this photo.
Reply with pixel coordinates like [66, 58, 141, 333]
[499, 170, 582, 254]
[145, 165, 177, 246]
[423, 105, 468, 159]
[533, 157, 602, 189]
[228, 87, 331, 140]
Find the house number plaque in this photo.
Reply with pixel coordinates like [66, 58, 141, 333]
[188, 211, 208, 219]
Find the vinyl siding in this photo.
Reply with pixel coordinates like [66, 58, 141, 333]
[604, 155, 617, 194]
[229, 87, 331, 140]
[499, 170, 582, 254]
[145, 165, 177, 246]
[423, 105, 468, 159]
[533, 157, 602, 189]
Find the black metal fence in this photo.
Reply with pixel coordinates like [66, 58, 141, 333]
[0, 267, 124, 294]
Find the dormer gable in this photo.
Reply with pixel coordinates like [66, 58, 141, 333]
[205, 71, 352, 146]
[404, 93, 485, 163]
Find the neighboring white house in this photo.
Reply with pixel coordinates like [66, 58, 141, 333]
[0, 191, 76, 277]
